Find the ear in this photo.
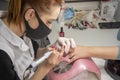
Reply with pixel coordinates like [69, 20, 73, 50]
[24, 8, 35, 21]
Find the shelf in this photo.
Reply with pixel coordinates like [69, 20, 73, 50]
[65, 0, 105, 3]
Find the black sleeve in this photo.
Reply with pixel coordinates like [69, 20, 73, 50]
[31, 39, 39, 58]
[0, 50, 20, 80]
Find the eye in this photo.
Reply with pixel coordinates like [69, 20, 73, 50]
[46, 21, 53, 28]
[47, 21, 52, 24]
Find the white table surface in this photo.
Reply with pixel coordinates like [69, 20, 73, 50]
[48, 22, 120, 80]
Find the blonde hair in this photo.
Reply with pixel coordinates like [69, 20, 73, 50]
[7, 0, 63, 25]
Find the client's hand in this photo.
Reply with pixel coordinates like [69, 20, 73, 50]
[68, 46, 90, 63]
[54, 37, 76, 54]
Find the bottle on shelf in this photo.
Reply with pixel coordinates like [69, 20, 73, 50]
[59, 27, 65, 37]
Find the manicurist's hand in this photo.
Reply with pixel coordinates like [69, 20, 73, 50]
[30, 46, 65, 80]
[46, 46, 65, 67]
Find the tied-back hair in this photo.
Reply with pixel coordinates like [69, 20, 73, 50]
[7, 0, 22, 25]
[7, 0, 63, 25]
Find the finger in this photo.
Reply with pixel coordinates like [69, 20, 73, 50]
[70, 56, 77, 63]
[55, 42, 62, 51]
[68, 53, 74, 59]
[69, 48, 75, 53]
[57, 38, 70, 53]
[57, 37, 74, 53]
[59, 46, 65, 56]
[57, 37, 66, 46]
[47, 47, 53, 51]
[69, 38, 76, 48]
[52, 50, 59, 55]
[64, 39, 70, 53]
[50, 46, 58, 50]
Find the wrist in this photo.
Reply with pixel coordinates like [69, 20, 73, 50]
[87, 46, 98, 58]
[77, 45, 91, 57]
[32, 61, 53, 80]
[84, 46, 92, 57]
[41, 60, 53, 70]
[87, 46, 93, 57]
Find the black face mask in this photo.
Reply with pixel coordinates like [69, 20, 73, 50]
[24, 10, 51, 40]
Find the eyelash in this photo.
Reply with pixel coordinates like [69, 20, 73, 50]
[47, 21, 52, 24]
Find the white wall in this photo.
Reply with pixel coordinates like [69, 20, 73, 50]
[114, 1, 120, 21]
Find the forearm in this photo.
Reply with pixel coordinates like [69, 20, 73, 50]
[87, 46, 119, 60]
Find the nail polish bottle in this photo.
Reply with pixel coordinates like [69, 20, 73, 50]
[59, 27, 64, 37]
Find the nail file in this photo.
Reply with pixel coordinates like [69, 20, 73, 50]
[30, 51, 52, 68]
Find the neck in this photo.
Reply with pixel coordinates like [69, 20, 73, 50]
[2, 18, 26, 37]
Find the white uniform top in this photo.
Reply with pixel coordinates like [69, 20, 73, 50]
[0, 19, 35, 80]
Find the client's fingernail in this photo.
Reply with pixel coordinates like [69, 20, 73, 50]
[51, 46, 55, 48]
[51, 46, 57, 50]
[64, 45, 66, 49]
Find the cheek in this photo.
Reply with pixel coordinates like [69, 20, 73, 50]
[51, 6, 61, 17]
